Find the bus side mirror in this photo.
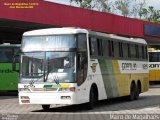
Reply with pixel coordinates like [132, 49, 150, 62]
[12, 55, 19, 73]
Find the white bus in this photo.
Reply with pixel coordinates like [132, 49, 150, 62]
[18, 28, 149, 110]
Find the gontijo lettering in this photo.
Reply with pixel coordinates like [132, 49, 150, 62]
[122, 63, 137, 70]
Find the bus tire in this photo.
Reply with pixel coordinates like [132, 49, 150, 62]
[128, 82, 136, 101]
[135, 81, 141, 100]
[87, 87, 96, 109]
[42, 105, 50, 110]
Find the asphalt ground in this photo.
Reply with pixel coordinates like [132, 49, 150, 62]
[0, 84, 160, 120]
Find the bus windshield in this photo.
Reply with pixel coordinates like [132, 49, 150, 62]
[22, 35, 76, 52]
[20, 52, 76, 83]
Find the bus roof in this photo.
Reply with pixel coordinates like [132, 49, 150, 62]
[23, 28, 88, 36]
[23, 28, 147, 44]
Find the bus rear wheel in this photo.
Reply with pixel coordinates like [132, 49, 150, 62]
[42, 105, 50, 110]
[135, 82, 141, 100]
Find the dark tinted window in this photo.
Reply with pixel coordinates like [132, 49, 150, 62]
[114, 41, 119, 57]
[135, 45, 139, 58]
[89, 37, 98, 56]
[97, 39, 102, 56]
[130, 44, 136, 58]
[102, 40, 109, 57]
[139, 45, 142, 59]
[109, 40, 114, 57]
[0, 48, 13, 63]
[149, 52, 160, 62]
[123, 43, 128, 58]
[119, 42, 123, 57]
[77, 34, 87, 51]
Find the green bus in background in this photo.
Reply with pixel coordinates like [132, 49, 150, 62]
[0, 43, 20, 91]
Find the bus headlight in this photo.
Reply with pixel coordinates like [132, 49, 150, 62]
[59, 87, 76, 92]
[18, 88, 30, 92]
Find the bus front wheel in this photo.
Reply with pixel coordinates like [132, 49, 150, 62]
[42, 105, 50, 110]
[87, 87, 96, 109]
[128, 82, 136, 101]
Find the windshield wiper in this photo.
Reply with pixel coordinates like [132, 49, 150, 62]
[44, 58, 60, 85]
[53, 74, 60, 85]
[45, 69, 60, 85]
[44, 57, 50, 82]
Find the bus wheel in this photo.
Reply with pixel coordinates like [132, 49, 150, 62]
[128, 82, 136, 101]
[42, 105, 50, 110]
[87, 87, 96, 109]
[135, 82, 141, 100]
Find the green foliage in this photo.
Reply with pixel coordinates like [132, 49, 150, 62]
[115, 0, 129, 17]
[70, 0, 160, 23]
[139, 6, 160, 22]
[70, 0, 93, 9]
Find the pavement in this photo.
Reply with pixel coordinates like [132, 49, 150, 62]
[0, 85, 160, 120]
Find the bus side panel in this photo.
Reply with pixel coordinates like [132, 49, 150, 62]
[112, 60, 131, 97]
[98, 60, 149, 99]
[98, 59, 119, 99]
[141, 74, 149, 92]
[149, 70, 156, 81]
[0, 63, 19, 91]
[149, 70, 160, 81]
[155, 70, 160, 81]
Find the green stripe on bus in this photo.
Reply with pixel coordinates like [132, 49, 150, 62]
[98, 59, 119, 98]
[43, 84, 60, 88]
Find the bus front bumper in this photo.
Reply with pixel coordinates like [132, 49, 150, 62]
[19, 92, 77, 105]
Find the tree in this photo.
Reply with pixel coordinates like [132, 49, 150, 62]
[70, 0, 113, 12]
[70, 0, 160, 23]
[70, 0, 93, 9]
[139, 6, 160, 22]
[94, 0, 113, 13]
[114, 0, 146, 18]
[70, 0, 146, 18]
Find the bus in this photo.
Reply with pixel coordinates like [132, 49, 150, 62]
[0, 43, 20, 91]
[148, 45, 160, 82]
[17, 28, 149, 110]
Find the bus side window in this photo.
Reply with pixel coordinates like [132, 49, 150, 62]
[77, 34, 87, 51]
[13, 47, 20, 62]
[89, 37, 98, 56]
[135, 45, 139, 58]
[77, 34, 88, 86]
[130, 44, 136, 59]
[142, 46, 145, 59]
[97, 39, 103, 56]
[108, 40, 114, 57]
[0, 48, 13, 63]
[119, 42, 123, 58]
[123, 43, 128, 59]
[142, 45, 148, 60]
[114, 41, 119, 58]
[127, 44, 131, 58]
[139, 45, 142, 59]
[77, 53, 88, 86]
[102, 40, 109, 57]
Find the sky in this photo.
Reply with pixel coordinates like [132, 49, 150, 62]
[44, 0, 159, 10]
